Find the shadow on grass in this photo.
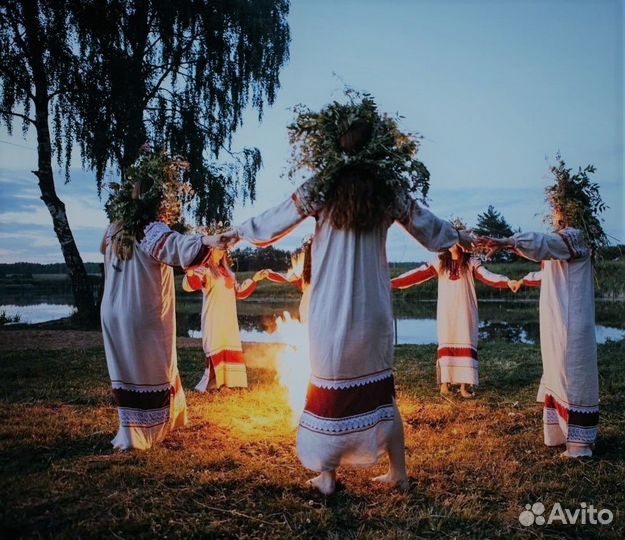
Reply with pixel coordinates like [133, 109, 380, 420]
[0, 340, 624, 539]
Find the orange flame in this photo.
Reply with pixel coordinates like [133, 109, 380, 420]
[274, 311, 310, 427]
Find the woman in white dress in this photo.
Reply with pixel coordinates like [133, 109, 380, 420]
[480, 158, 607, 457]
[100, 152, 222, 450]
[392, 243, 517, 397]
[222, 104, 473, 494]
[182, 249, 261, 390]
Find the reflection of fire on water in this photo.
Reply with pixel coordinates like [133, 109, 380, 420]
[273, 311, 310, 427]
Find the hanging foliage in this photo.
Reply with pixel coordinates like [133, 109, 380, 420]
[545, 155, 609, 260]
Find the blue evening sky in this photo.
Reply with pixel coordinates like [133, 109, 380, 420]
[0, 0, 623, 263]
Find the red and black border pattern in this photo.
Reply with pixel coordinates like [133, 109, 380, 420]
[299, 371, 396, 435]
[543, 393, 598, 444]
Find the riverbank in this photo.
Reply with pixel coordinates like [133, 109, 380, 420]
[0, 334, 623, 539]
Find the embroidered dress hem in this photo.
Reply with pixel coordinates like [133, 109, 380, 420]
[111, 375, 187, 450]
[296, 370, 396, 471]
[540, 391, 598, 446]
[195, 350, 248, 391]
[436, 346, 479, 385]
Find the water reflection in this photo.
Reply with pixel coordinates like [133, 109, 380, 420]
[0, 303, 75, 324]
[188, 316, 624, 345]
[3, 299, 623, 346]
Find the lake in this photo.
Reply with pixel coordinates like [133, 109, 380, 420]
[2, 299, 623, 346]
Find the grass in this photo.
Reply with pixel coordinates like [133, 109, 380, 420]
[0, 336, 623, 539]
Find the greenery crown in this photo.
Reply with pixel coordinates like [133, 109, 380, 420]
[194, 220, 230, 237]
[104, 145, 193, 244]
[286, 89, 430, 205]
[545, 155, 609, 260]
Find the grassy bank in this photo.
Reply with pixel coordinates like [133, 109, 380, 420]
[0, 336, 623, 539]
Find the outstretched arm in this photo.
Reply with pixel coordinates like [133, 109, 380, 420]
[235, 278, 258, 300]
[472, 260, 513, 289]
[391, 263, 438, 289]
[140, 222, 221, 269]
[261, 269, 304, 291]
[182, 267, 207, 292]
[234, 180, 318, 248]
[395, 197, 463, 252]
[480, 229, 588, 263]
[513, 229, 589, 262]
[521, 270, 542, 288]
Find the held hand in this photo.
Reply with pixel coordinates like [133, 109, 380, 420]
[253, 269, 268, 282]
[219, 229, 240, 249]
[457, 230, 476, 252]
[201, 234, 224, 249]
[476, 236, 512, 259]
[508, 279, 522, 293]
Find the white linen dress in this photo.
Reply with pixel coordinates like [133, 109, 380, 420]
[516, 228, 599, 447]
[235, 179, 459, 471]
[182, 267, 256, 390]
[101, 221, 209, 450]
[392, 257, 511, 385]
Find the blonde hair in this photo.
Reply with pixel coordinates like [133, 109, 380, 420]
[206, 251, 234, 282]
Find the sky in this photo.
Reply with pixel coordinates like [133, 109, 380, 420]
[0, 0, 623, 263]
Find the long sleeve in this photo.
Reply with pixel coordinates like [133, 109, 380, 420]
[391, 263, 438, 289]
[265, 270, 304, 291]
[235, 279, 258, 300]
[235, 179, 319, 247]
[522, 270, 542, 288]
[394, 194, 459, 252]
[140, 222, 210, 268]
[471, 258, 510, 289]
[182, 267, 206, 292]
[512, 228, 589, 263]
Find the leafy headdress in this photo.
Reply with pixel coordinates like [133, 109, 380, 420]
[286, 90, 430, 206]
[105, 146, 193, 258]
[545, 155, 608, 260]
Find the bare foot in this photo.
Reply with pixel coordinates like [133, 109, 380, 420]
[372, 472, 409, 492]
[307, 471, 336, 495]
[460, 385, 474, 399]
[440, 383, 450, 395]
[561, 444, 592, 458]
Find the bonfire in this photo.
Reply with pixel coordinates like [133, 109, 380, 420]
[273, 311, 310, 427]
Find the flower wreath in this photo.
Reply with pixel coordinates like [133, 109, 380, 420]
[286, 89, 430, 206]
[104, 146, 193, 253]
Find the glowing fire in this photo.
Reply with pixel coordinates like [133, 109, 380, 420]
[274, 311, 310, 426]
[286, 250, 304, 281]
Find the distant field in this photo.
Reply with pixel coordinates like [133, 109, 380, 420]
[4, 260, 624, 300]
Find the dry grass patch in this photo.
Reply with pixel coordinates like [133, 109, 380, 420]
[0, 339, 623, 539]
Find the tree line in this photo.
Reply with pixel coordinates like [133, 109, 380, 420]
[0, 0, 291, 325]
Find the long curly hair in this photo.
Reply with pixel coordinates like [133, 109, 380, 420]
[325, 120, 396, 230]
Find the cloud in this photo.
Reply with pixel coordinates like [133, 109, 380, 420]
[0, 231, 59, 248]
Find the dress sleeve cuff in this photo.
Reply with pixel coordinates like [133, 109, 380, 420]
[189, 243, 211, 268]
